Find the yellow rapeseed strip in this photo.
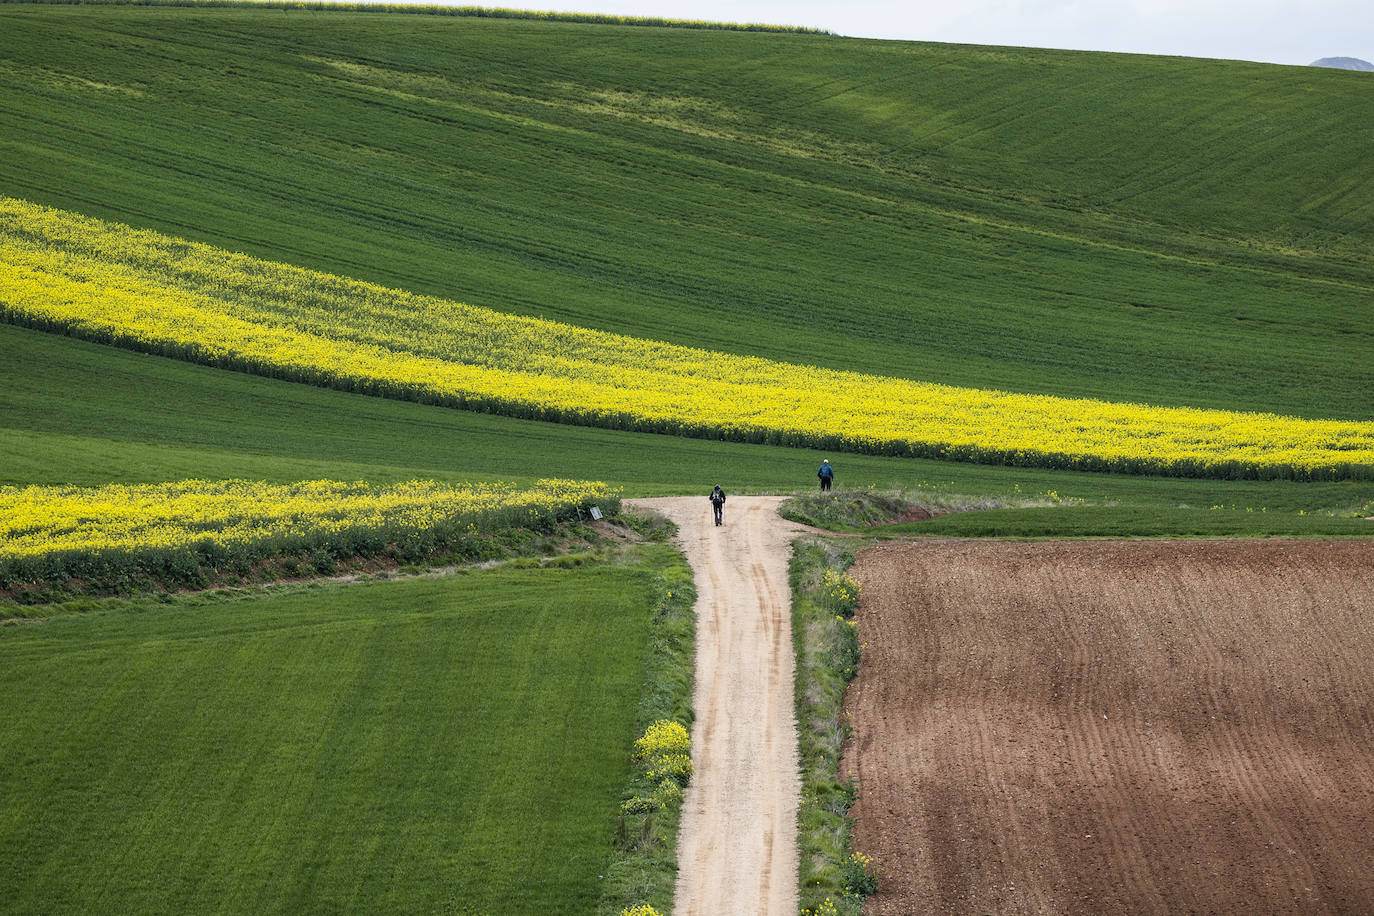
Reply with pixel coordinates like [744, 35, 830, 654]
[0, 477, 613, 571]
[2, 196, 1371, 480]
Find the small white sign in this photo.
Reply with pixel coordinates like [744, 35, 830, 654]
[590, 506, 603, 520]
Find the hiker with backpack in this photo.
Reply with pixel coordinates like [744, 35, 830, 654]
[709, 484, 726, 526]
[818, 459, 834, 492]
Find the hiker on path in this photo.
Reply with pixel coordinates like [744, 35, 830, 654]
[709, 485, 726, 526]
[817, 460, 834, 492]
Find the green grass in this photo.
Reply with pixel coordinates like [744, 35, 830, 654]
[887, 505, 1374, 538]
[0, 3, 1371, 420]
[0, 559, 663, 915]
[783, 488, 1374, 538]
[5, 323, 1374, 535]
[16, 0, 828, 33]
[6, 323, 1374, 523]
[790, 537, 866, 913]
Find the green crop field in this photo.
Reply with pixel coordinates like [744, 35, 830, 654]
[1, 5, 1372, 912]
[0, 561, 667, 915]
[6, 323, 1373, 533]
[1, 1, 1371, 420]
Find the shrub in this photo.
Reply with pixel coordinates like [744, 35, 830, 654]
[842, 851, 880, 896]
[633, 719, 690, 759]
[644, 753, 693, 786]
[821, 569, 861, 618]
[620, 796, 660, 815]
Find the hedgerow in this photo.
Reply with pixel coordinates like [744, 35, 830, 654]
[0, 477, 617, 600]
[599, 539, 696, 915]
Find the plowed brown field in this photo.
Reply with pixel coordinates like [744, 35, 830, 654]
[844, 540, 1374, 915]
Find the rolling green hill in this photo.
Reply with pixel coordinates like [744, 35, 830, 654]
[2, 8, 1372, 913]
[9, 198, 1369, 481]
[1, 1, 1371, 421]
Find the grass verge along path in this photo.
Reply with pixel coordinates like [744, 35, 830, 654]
[790, 536, 873, 913]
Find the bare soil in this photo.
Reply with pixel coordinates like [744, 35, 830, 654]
[844, 540, 1374, 914]
[881, 506, 939, 525]
[628, 496, 803, 916]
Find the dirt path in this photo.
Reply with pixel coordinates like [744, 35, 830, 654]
[627, 496, 802, 916]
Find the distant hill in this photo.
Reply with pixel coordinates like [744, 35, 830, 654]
[1311, 56, 1374, 71]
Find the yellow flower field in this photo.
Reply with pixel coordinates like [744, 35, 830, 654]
[0, 477, 615, 588]
[2, 196, 1371, 480]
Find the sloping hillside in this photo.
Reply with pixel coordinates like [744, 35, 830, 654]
[6, 198, 1372, 480]
[1, 2, 1371, 419]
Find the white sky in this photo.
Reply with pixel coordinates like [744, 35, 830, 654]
[364, 0, 1374, 67]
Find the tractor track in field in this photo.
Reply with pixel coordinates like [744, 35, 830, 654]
[627, 496, 803, 916]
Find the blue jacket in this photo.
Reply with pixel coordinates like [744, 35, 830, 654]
[818, 464, 833, 479]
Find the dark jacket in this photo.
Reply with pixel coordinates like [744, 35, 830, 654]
[709, 487, 726, 505]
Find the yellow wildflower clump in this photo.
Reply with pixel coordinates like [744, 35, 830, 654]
[821, 569, 861, 617]
[623, 719, 692, 814]
[644, 753, 693, 785]
[633, 719, 690, 760]
[842, 850, 880, 895]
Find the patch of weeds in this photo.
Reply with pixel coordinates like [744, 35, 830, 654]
[793, 536, 879, 913]
[820, 567, 861, 618]
[782, 483, 1104, 534]
[841, 850, 881, 896]
[541, 552, 595, 568]
[308, 546, 337, 575]
[618, 510, 678, 543]
[781, 486, 946, 531]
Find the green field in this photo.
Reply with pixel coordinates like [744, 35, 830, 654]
[6, 323, 1373, 532]
[0, 560, 668, 915]
[2, 5, 1373, 912]
[1, 2, 1371, 420]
